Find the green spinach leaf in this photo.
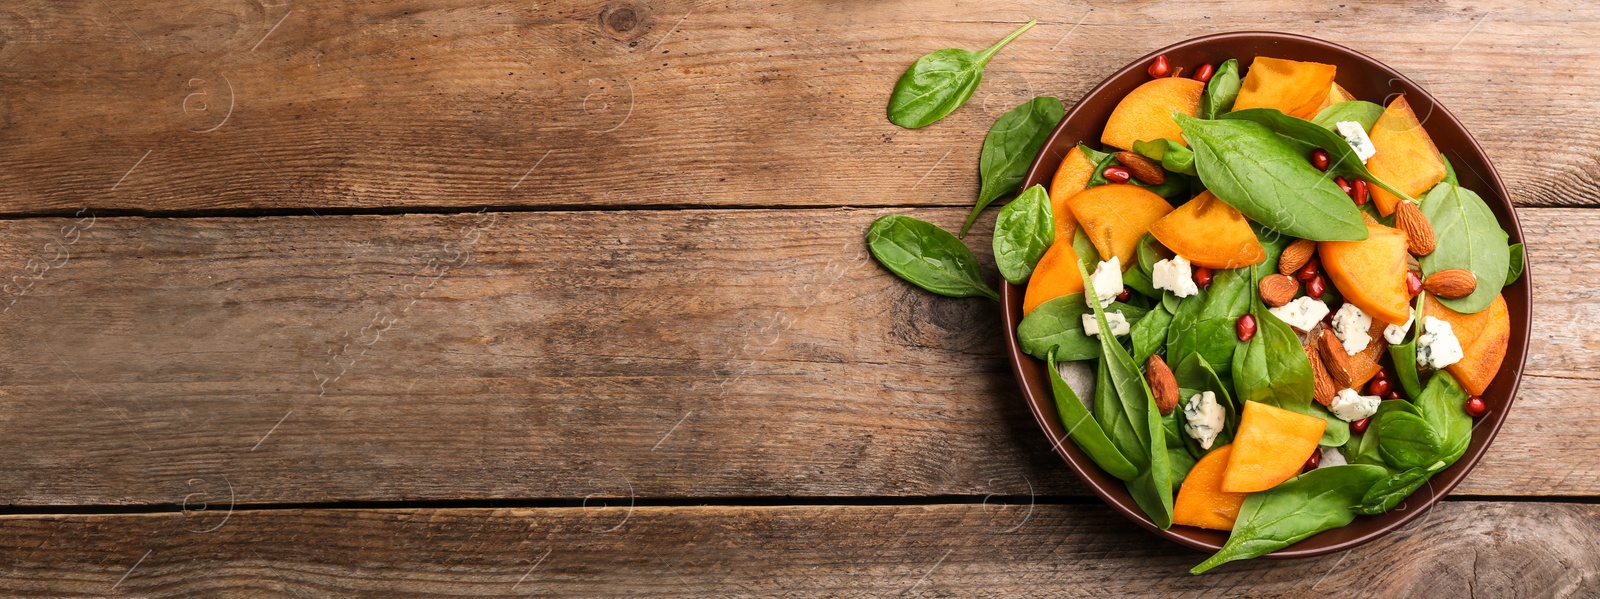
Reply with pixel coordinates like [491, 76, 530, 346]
[887, 20, 1037, 129]
[1175, 114, 1367, 241]
[1198, 58, 1240, 119]
[1311, 101, 1384, 132]
[1173, 353, 1239, 453]
[1130, 303, 1173, 365]
[1048, 347, 1140, 481]
[1506, 242, 1525, 285]
[1133, 139, 1199, 176]
[962, 96, 1066, 236]
[1442, 154, 1458, 185]
[1018, 294, 1150, 361]
[867, 215, 998, 300]
[1356, 465, 1436, 515]
[1163, 411, 1197, 489]
[1419, 182, 1511, 314]
[1223, 108, 1415, 206]
[1375, 410, 1445, 470]
[993, 184, 1055, 284]
[1191, 464, 1389, 574]
[1231, 266, 1315, 409]
[1167, 267, 1250, 375]
[1390, 292, 1428, 398]
[1287, 401, 1351, 447]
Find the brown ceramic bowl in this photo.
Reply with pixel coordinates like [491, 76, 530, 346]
[1004, 32, 1529, 558]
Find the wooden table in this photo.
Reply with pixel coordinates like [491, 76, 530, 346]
[0, 1, 1595, 595]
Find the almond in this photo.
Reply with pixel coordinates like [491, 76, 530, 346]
[1114, 151, 1167, 185]
[1146, 354, 1180, 416]
[1395, 200, 1437, 256]
[1305, 342, 1338, 406]
[1278, 239, 1316, 277]
[1424, 268, 1478, 299]
[1258, 274, 1298, 308]
[1317, 328, 1354, 389]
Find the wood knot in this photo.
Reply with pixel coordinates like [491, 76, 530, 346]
[598, 3, 651, 42]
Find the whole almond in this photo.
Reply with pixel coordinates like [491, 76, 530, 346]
[1305, 343, 1338, 406]
[1424, 268, 1478, 299]
[1146, 354, 1180, 416]
[1395, 201, 1437, 256]
[1114, 151, 1167, 185]
[1317, 328, 1354, 389]
[1258, 273, 1298, 308]
[1278, 239, 1316, 277]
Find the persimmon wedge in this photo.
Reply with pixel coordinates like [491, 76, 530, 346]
[1232, 57, 1337, 119]
[1425, 293, 1510, 396]
[1320, 222, 1412, 326]
[1067, 184, 1174, 268]
[1366, 95, 1447, 216]
[1022, 241, 1085, 315]
[1315, 82, 1356, 112]
[1173, 444, 1247, 531]
[1222, 401, 1327, 494]
[1148, 191, 1265, 269]
[1101, 77, 1203, 151]
[1343, 317, 1394, 388]
[1048, 146, 1093, 241]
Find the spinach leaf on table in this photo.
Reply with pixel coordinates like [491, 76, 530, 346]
[1175, 114, 1367, 241]
[1231, 265, 1314, 411]
[1197, 58, 1240, 119]
[1222, 108, 1416, 207]
[1419, 182, 1511, 314]
[887, 20, 1038, 129]
[993, 184, 1055, 284]
[1191, 464, 1389, 574]
[1311, 101, 1384, 132]
[961, 96, 1066, 236]
[1132, 138, 1198, 176]
[1047, 347, 1140, 481]
[1506, 242, 1525, 285]
[867, 215, 998, 300]
[1018, 294, 1150, 361]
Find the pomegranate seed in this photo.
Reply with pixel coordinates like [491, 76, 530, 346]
[1102, 165, 1132, 183]
[1335, 176, 1353, 196]
[1116, 288, 1131, 302]
[1194, 63, 1216, 83]
[1311, 149, 1331, 171]
[1406, 271, 1423, 297]
[1373, 368, 1389, 381]
[1465, 396, 1488, 418]
[1307, 275, 1326, 299]
[1194, 266, 1214, 288]
[1351, 417, 1371, 434]
[1148, 55, 1171, 78]
[1353, 179, 1370, 206]
[1385, 389, 1400, 400]
[1236, 314, 1257, 341]
[1368, 377, 1391, 397]
[1297, 258, 1320, 282]
[1303, 450, 1321, 472]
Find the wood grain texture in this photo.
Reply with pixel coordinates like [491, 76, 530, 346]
[0, 206, 1592, 505]
[0, 502, 1594, 597]
[0, 0, 1596, 214]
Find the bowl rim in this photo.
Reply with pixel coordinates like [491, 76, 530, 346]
[1002, 30, 1530, 558]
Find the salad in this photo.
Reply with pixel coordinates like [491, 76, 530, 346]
[868, 26, 1524, 573]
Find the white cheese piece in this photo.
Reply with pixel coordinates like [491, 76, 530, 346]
[1416, 316, 1465, 369]
[1182, 391, 1226, 450]
[1329, 388, 1381, 422]
[1383, 312, 1415, 345]
[1317, 446, 1349, 470]
[1087, 256, 1123, 308]
[1081, 311, 1131, 337]
[1268, 296, 1331, 332]
[1331, 303, 1373, 355]
[1151, 255, 1199, 298]
[1337, 120, 1377, 164]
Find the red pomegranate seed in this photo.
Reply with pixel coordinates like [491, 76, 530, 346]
[1353, 179, 1370, 206]
[1116, 288, 1131, 302]
[1311, 149, 1331, 172]
[1303, 450, 1321, 472]
[1194, 63, 1215, 83]
[1465, 396, 1488, 417]
[1385, 389, 1400, 400]
[1406, 271, 1423, 297]
[1236, 314, 1257, 341]
[1307, 275, 1326, 299]
[1297, 257, 1320, 282]
[1103, 165, 1132, 183]
[1368, 377, 1391, 397]
[1148, 55, 1171, 78]
[1194, 266, 1214, 288]
[1373, 368, 1389, 381]
[1351, 417, 1371, 434]
[1335, 176, 1353, 196]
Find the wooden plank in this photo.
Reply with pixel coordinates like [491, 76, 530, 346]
[0, 0, 1596, 214]
[0, 502, 1593, 597]
[0, 207, 1592, 505]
